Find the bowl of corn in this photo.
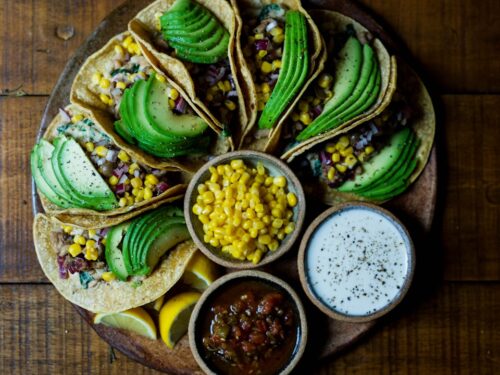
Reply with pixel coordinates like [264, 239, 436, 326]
[184, 151, 306, 269]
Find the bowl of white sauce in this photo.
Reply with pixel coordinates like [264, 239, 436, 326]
[298, 202, 415, 322]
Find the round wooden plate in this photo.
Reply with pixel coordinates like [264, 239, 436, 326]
[32, 0, 437, 373]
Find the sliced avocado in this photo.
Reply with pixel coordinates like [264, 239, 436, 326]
[55, 137, 118, 210]
[160, 0, 199, 24]
[163, 11, 211, 33]
[258, 10, 310, 129]
[133, 215, 186, 274]
[145, 74, 208, 137]
[355, 131, 417, 193]
[166, 17, 218, 43]
[338, 128, 412, 192]
[31, 143, 73, 208]
[167, 25, 224, 51]
[114, 120, 136, 145]
[169, 31, 229, 64]
[105, 222, 130, 281]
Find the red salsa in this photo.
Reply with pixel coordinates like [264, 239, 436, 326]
[200, 280, 299, 375]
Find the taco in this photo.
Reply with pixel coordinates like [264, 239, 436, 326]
[128, 0, 247, 142]
[277, 9, 396, 159]
[288, 61, 434, 204]
[31, 104, 188, 222]
[33, 204, 198, 313]
[233, 0, 326, 152]
[70, 31, 231, 169]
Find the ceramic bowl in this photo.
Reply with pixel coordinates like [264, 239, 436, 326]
[298, 202, 415, 323]
[184, 150, 305, 269]
[188, 270, 308, 375]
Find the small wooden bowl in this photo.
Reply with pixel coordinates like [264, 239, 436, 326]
[184, 151, 306, 269]
[188, 270, 308, 375]
[298, 202, 415, 323]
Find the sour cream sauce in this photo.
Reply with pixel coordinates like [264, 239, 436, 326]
[305, 206, 411, 317]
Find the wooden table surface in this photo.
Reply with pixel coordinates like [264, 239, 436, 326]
[1, 0, 499, 373]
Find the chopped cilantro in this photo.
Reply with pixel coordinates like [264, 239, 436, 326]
[79, 271, 94, 289]
[110, 64, 140, 77]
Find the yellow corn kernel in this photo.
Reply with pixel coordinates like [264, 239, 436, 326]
[312, 98, 321, 106]
[299, 112, 312, 125]
[273, 34, 284, 44]
[114, 44, 124, 56]
[126, 196, 134, 205]
[273, 176, 287, 188]
[271, 207, 283, 218]
[254, 33, 264, 40]
[230, 159, 244, 170]
[249, 228, 259, 238]
[272, 59, 282, 71]
[68, 243, 82, 257]
[154, 73, 165, 83]
[168, 87, 179, 100]
[252, 250, 263, 264]
[99, 93, 111, 105]
[284, 222, 295, 235]
[109, 175, 119, 186]
[192, 204, 203, 215]
[133, 43, 142, 55]
[225, 100, 236, 111]
[217, 80, 227, 92]
[261, 83, 271, 94]
[258, 234, 272, 245]
[130, 177, 143, 189]
[257, 100, 265, 111]
[87, 230, 96, 238]
[298, 100, 309, 113]
[168, 99, 176, 109]
[116, 150, 129, 162]
[209, 238, 220, 247]
[122, 36, 133, 48]
[286, 192, 297, 207]
[261, 61, 272, 74]
[327, 167, 336, 181]
[83, 142, 94, 153]
[102, 272, 116, 282]
[63, 225, 73, 234]
[336, 136, 350, 150]
[365, 145, 375, 155]
[119, 197, 127, 207]
[268, 240, 279, 252]
[272, 218, 284, 229]
[127, 42, 137, 54]
[92, 72, 102, 85]
[291, 112, 300, 122]
[95, 145, 108, 158]
[358, 152, 367, 162]
[128, 163, 139, 175]
[143, 187, 153, 200]
[116, 81, 127, 90]
[318, 73, 333, 89]
[270, 27, 283, 36]
[132, 187, 140, 197]
[335, 164, 347, 173]
[86, 239, 96, 248]
[85, 247, 98, 261]
[325, 144, 336, 153]
[145, 174, 159, 185]
[73, 235, 86, 246]
[331, 152, 341, 163]
[99, 77, 111, 89]
[71, 114, 84, 123]
[257, 50, 268, 58]
[345, 155, 358, 168]
[202, 191, 215, 204]
[340, 146, 354, 157]
[135, 192, 144, 203]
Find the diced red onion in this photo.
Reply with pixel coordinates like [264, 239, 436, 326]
[115, 183, 126, 195]
[72, 228, 84, 236]
[255, 39, 269, 51]
[106, 150, 117, 162]
[156, 182, 170, 194]
[58, 108, 71, 122]
[113, 164, 128, 179]
[266, 20, 278, 32]
[175, 97, 187, 114]
[152, 169, 166, 176]
[312, 105, 323, 118]
[67, 257, 88, 274]
[320, 151, 332, 165]
[57, 256, 69, 279]
[118, 174, 129, 185]
[98, 228, 110, 237]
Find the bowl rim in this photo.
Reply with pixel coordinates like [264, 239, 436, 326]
[297, 201, 416, 323]
[188, 270, 308, 375]
[184, 150, 306, 269]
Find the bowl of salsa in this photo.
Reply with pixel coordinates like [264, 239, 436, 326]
[188, 270, 307, 375]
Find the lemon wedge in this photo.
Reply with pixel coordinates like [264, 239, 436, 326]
[159, 291, 201, 349]
[152, 294, 165, 311]
[94, 307, 157, 339]
[182, 251, 218, 291]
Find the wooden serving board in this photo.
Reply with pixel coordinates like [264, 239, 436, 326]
[32, 0, 438, 373]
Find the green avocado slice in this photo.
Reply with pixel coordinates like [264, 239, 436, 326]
[338, 128, 412, 192]
[160, 0, 199, 24]
[166, 17, 218, 42]
[169, 31, 229, 64]
[32, 143, 73, 208]
[258, 10, 309, 129]
[167, 25, 224, 51]
[163, 11, 211, 33]
[105, 222, 131, 281]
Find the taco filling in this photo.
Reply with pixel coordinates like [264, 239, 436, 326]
[294, 94, 421, 201]
[31, 108, 179, 211]
[152, 0, 238, 127]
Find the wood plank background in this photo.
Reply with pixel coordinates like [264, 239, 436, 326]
[0, 0, 499, 373]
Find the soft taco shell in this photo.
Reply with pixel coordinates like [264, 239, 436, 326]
[299, 60, 435, 205]
[280, 9, 396, 161]
[37, 104, 188, 220]
[33, 214, 197, 313]
[235, 0, 326, 153]
[129, 0, 248, 138]
[70, 31, 231, 170]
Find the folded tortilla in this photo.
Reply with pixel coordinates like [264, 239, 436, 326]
[33, 213, 197, 313]
[279, 9, 397, 161]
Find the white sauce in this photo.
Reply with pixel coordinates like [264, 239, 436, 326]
[305, 207, 410, 317]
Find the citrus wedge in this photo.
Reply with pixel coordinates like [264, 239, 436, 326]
[182, 251, 218, 291]
[152, 294, 166, 311]
[94, 307, 157, 339]
[159, 291, 201, 349]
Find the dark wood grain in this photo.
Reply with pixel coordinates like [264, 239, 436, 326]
[1, 283, 498, 374]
